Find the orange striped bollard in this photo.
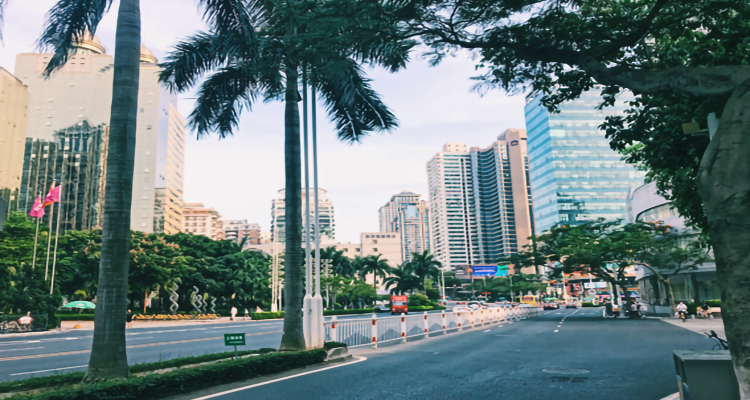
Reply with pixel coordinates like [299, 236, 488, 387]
[441, 311, 446, 335]
[401, 313, 407, 343]
[371, 314, 377, 349]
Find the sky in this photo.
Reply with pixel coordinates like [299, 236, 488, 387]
[0, 0, 527, 243]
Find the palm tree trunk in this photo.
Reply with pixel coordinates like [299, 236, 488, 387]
[83, 0, 140, 382]
[279, 66, 306, 351]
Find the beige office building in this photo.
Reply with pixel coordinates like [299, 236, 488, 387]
[14, 35, 185, 233]
[379, 191, 431, 263]
[427, 129, 534, 272]
[224, 219, 261, 245]
[183, 203, 224, 240]
[0, 68, 29, 209]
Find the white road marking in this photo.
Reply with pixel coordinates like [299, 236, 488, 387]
[554, 330, 559, 333]
[26, 340, 41, 343]
[483, 329, 491, 332]
[191, 357, 369, 400]
[126, 336, 154, 341]
[557, 325, 561, 327]
[0, 347, 44, 352]
[10, 365, 87, 376]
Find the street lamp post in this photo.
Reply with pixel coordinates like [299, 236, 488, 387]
[310, 85, 325, 349]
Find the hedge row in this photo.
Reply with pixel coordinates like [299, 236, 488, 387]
[409, 306, 447, 311]
[56, 314, 95, 321]
[687, 299, 721, 315]
[252, 309, 377, 320]
[0, 348, 276, 395]
[581, 302, 600, 308]
[8, 350, 327, 400]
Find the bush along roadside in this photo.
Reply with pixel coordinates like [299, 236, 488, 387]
[0, 348, 277, 395]
[8, 350, 326, 400]
[581, 302, 600, 308]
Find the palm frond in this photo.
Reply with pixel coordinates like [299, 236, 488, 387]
[37, 0, 113, 76]
[198, 0, 262, 56]
[189, 59, 282, 138]
[160, 32, 229, 93]
[312, 56, 398, 142]
[0, 0, 6, 42]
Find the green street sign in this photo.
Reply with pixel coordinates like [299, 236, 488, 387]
[224, 333, 246, 346]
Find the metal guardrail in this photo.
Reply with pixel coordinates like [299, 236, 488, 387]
[0, 315, 48, 334]
[324, 306, 544, 349]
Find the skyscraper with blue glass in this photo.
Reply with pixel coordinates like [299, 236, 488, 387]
[524, 86, 645, 234]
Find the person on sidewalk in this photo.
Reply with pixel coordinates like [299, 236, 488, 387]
[230, 307, 237, 321]
[126, 310, 134, 328]
[700, 301, 711, 318]
[244, 308, 250, 320]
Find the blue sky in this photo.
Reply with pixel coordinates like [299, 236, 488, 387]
[0, 0, 527, 243]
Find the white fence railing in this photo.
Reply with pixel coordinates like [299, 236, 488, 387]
[324, 306, 544, 349]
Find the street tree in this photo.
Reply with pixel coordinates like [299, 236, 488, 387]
[404, 251, 441, 291]
[360, 254, 391, 288]
[384, 266, 421, 295]
[399, 0, 750, 388]
[37, 0, 251, 381]
[160, 0, 412, 350]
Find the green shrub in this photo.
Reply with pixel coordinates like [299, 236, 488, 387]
[323, 342, 347, 351]
[252, 309, 380, 320]
[6, 351, 326, 400]
[581, 302, 600, 308]
[251, 311, 285, 320]
[408, 294, 431, 307]
[0, 348, 278, 395]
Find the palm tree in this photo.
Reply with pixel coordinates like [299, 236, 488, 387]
[37, 0, 252, 381]
[360, 254, 391, 288]
[320, 246, 354, 277]
[384, 266, 421, 295]
[404, 251, 442, 291]
[159, 3, 412, 350]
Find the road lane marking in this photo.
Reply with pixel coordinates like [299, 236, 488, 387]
[10, 365, 88, 376]
[126, 336, 154, 341]
[483, 329, 491, 332]
[0, 347, 44, 352]
[554, 330, 559, 332]
[0, 330, 282, 362]
[191, 357, 368, 400]
[557, 325, 561, 327]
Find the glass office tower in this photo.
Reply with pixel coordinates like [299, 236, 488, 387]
[524, 86, 645, 233]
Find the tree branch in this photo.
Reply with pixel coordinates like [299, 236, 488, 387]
[578, 57, 750, 97]
[590, 0, 670, 58]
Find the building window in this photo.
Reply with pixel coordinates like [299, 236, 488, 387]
[372, 240, 377, 244]
[373, 248, 378, 252]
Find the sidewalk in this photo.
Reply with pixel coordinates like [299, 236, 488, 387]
[58, 317, 258, 331]
[660, 316, 725, 338]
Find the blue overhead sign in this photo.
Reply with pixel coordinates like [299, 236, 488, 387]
[472, 265, 509, 277]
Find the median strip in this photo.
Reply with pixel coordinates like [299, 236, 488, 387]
[0, 330, 282, 362]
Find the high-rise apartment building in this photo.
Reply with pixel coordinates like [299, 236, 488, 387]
[0, 68, 30, 210]
[427, 129, 534, 271]
[14, 35, 185, 233]
[378, 191, 430, 263]
[183, 203, 224, 240]
[524, 87, 645, 233]
[223, 220, 260, 245]
[16, 122, 109, 233]
[270, 189, 335, 243]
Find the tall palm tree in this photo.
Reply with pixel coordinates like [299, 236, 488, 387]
[404, 250, 442, 291]
[159, 2, 413, 350]
[38, 0, 252, 381]
[360, 254, 391, 288]
[383, 266, 420, 295]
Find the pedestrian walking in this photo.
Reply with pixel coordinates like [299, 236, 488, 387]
[230, 306, 237, 321]
[244, 308, 250, 320]
[126, 309, 134, 328]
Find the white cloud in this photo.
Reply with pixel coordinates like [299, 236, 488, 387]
[0, 0, 527, 243]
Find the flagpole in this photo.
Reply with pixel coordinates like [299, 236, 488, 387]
[44, 181, 56, 281]
[50, 145, 68, 295]
[31, 192, 41, 270]
[50, 182, 63, 295]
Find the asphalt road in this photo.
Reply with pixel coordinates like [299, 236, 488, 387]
[188, 308, 715, 400]
[0, 312, 441, 382]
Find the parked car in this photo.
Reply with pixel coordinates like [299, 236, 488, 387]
[374, 305, 390, 313]
[543, 302, 560, 310]
[566, 302, 578, 309]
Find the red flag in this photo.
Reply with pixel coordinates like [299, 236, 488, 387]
[29, 195, 45, 218]
[43, 183, 60, 207]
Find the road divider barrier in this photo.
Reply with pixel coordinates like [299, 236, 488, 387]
[324, 307, 543, 349]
